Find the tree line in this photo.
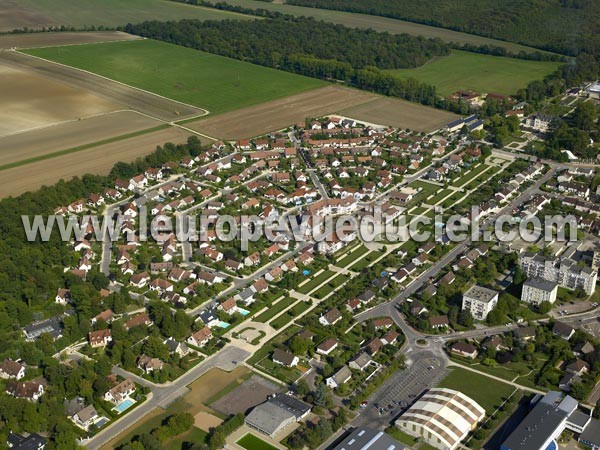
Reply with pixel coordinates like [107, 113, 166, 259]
[281, 0, 600, 57]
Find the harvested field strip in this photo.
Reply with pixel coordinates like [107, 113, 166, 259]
[0, 124, 168, 172]
[25, 39, 325, 115]
[0, 110, 165, 167]
[296, 269, 335, 294]
[254, 297, 296, 323]
[338, 97, 458, 132]
[6, 0, 253, 32]
[0, 31, 140, 50]
[0, 127, 191, 198]
[1, 51, 204, 122]
[186, 85, 377, 139]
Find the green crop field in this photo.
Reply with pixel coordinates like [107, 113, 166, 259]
[385, 51, 561, 96]
[24, 39, 325, 114]
[9, 0, 251, 30]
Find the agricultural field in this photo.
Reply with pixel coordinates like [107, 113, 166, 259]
[25, 39, 326, 115]
[1, 0, 252, 31]
[0, 111, 164, 167]
[0, 59, 121, 136]
[338, 97, 458, 132]
[0, 126, 192, 198]
[218, 0, 548, 54]
[188, 85, 377, 139]
[0, 30, 139, 49]
[386, 51, 561, 97]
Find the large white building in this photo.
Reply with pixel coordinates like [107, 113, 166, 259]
[521, 277, 558, 306]
[396, 388, 485, 450]
[461, 285, 498, 321]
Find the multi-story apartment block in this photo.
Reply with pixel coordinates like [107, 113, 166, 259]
[521, 277, 558, 305]
[519, 253, 597, 295]
[462, 285, 498, 321]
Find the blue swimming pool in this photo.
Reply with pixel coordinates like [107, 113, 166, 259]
[216, 321, 230, 328]
[303, 269, 311, 276]
[238, 308, 250, 316]
[113, 398, 136, 414]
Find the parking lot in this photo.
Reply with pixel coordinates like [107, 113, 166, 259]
[351, 350, 448, 429]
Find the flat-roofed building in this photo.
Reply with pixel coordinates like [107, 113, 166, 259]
[500, 391, 578, 450]
[332, 427, 404, 450]
[395, 388, 485, 450]
[461, 285, 498, 320]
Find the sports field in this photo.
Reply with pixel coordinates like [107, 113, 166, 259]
[385, 51, 561, 96]
[2, 0, 252, 31]
[237, 433, 279, 450]
[24, 39, 326, 114]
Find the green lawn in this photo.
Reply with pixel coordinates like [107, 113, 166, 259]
[297, 269, 336, 294]
[386, 50, 560, 96]
[438, 367, 515, 413]
[254, 297, 296, 323]
[16, 0, 252, 29]
[25, 39, 325, 114]
[237, 433, 278, 450]
[336, 245, 369, 268]
[270, 301, 311, 329]
[451, 163, 490, 187]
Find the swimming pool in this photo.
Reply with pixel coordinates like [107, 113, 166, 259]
[215, 321, 230, 328]
[112, 398, 136, 414]
[237, 308, 250, 316]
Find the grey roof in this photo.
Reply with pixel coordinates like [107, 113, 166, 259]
[350, 352, 372, 369]
[580, 418, 600, 446]
[567, 409, 591, 428]
[245, 401, 296, 436]
[464, 285, 497, 303]
[501, 392, 577, 450]
[64, 396, 86, 417]
[332, 365, 352, 385]
[268, 393, 311, 419]
[23, 316, 62, 340]
[7, 432, 47, 450]
[524, 277, 558, 292]
[332, 427, 404, 450]
[239, 288, 255, 300]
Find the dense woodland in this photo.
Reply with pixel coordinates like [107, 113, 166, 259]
[281, 0, 600, 57]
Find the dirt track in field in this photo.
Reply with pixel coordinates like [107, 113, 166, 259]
[0, 51, 205, 122]
[0, 31, 139, 49]
[188, 85, 378, 139]
[0, 127, 192, 198]
[0, 111, 164, 166]
[338, 96, 459, 132]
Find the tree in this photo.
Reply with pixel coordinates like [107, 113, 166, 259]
[573, 102, 598, 131]
[458, 309, 473, 327]
[538, 301, 552, 314]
